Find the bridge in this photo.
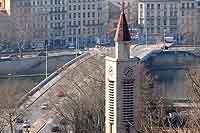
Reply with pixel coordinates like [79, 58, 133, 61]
[6, 44, 200, 132]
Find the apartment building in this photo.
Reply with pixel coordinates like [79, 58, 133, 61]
[30, 0, 48, 48]
[138, 0, 199, 43]
[0, 4, 15, 46]
[10, 0, 33, 48]
[8, 0, 105, 48]
[67, 0, 105, 48]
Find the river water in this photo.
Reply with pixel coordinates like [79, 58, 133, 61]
[0, 55, 75, 97]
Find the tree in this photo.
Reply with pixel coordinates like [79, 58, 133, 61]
[47, 54, 105, 133]
[0, 84, 18, 133]
[0, 79, 31, 133]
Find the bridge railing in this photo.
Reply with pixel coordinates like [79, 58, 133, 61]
[17, 52, 90, 107]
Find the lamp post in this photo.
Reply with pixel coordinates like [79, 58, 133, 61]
[45, 40, 48, 79]
[145, 20, 149, 48]
[163, 29, 166, 46]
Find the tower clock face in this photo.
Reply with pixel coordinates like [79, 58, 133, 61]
[108, 66, 113, 76]
[123, 67, 134, 78]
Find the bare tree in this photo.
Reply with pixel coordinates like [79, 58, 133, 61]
[46, 55, 105, 133]
[0, 79, 32, 133]
[0, 85, 18, 133]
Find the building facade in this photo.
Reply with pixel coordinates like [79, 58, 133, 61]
[9, 0, 106, 49]
[11, 0, 33, 48]
[0, 0, 15, 46]
[138, 0, 199, 43]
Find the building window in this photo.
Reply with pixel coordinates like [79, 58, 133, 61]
[147, 12, 150, 17]
[92, 4, 95, 9]
[157, 4, 160, 9]
[182, 3, 185, 8]
[62, 14, 65, 20]
[164, 4, 167, 9]
[73, 13, 76, 18]
[170, 11, 173, 16]
[157, 27, 160, 33]
[187, 3, 189, 8]
[164, 19, 167, 25]
[157, 18, 160, 25]
[182, 10, 184, 16]
[147, 4, 150, 9]
[140, 4, 143, 9]
[164, 11, 167, 16]
[151, 4, 154, 9]
[92, 12, 95, 17]
[191, 3, 194, 8]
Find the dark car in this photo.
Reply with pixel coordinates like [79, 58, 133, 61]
[51, 126, 61, 132]
[38, 52, 47, 56]
[161, 45, 169, 50]
[16, 118, 24, 123]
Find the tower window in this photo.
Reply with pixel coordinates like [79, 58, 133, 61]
[121, 79, 135, 124]
[108, 80, 115, 123]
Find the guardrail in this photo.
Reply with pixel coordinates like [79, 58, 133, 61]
[17, 52, 90, 107]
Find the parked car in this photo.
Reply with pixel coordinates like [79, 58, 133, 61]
[161, 45, 169, 50]
[51, 126, 61, 132]
[40, 103, 48, 110]
[56, 90, 65, 97]
[38, 52, 47, 56]
[164, 36, 175, 43]
[16, 118, 24, 124]
[22, 120, 31, 128]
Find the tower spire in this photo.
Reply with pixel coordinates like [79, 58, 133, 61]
[122, 0, 125, 14]
[114, 0, 131, 42]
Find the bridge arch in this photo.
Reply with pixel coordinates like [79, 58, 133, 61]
[141, 50, 200, 100]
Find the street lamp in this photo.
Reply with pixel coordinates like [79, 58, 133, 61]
[163, 29, 166, 46]
[145, 20, 149, 48]
[45, 40, 48, 79]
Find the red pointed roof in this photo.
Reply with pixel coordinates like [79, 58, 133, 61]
[114, 2, 131, 42]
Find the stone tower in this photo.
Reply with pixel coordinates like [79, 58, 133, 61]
[105, 1, 139, 133]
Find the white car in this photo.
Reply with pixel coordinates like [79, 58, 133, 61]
[40, 103, 48, 110]
[22, 120, 31, 128]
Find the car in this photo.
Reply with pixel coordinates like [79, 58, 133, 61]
[161, 45, 169, 50]
[16, 118, 24, 123]
[56, 90, 65, 97]
[22, 120, 31, 128]
[40, 103, 48, 110]
[51, 126, 61, 132]
[38, 52, 47, 56]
